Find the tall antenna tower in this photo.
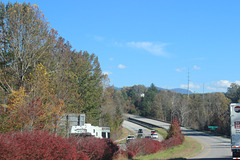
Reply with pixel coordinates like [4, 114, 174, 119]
[187, 68, 190, 97]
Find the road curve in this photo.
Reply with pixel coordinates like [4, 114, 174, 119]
[124, 114, 232, 160]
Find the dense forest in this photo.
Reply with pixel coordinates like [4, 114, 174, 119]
[0, 2, 123, 137]
[118, 83, 240, 136]
[0, 2, 239, 137]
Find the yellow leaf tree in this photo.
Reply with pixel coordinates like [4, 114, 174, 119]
[26, 63, 65, 133]
[1, 87, 29, 132]
[0, 64, 65, 133]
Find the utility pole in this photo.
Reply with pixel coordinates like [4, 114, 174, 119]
[203, 83, 205, 100]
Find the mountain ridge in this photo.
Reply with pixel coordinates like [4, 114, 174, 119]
[113, 86, 193, 94]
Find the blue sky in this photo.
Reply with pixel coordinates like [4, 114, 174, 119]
[2, 0, 240, 93]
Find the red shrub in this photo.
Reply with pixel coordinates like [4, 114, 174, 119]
[127, 151, 135, 159]
[166, 118, 184, 142]
[78, 152, 90, 160]
[102, 138, 119, 160]
[126, 138, 162, 156]
[71, 137, 119, 160]
[123, 119, 185, 158]
[113, 150, 135, 160]
[72, 137, 106, 160]
[0, 130, 78, 160]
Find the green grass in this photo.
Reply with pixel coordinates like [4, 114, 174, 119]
[153, 127, 168, 139]
[134, 136, 202, 160]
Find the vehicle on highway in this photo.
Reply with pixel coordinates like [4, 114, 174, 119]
[126, 135, 135, 143]
[151, 130, 156, 134]
[151, 133, 158, 140]
[137, 129, 144, 138]
[230, 103, 240, 159]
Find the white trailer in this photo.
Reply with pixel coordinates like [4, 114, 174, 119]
[230, 103, 240, 159]
[71, 123, 110, 139]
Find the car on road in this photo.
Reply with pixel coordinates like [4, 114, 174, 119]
[151, 130, 156, 134]
[126, 135, 135, 143]
[138, 129, 143, 133]
[151, 133, 158, 140]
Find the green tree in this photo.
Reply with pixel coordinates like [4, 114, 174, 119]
[139, 83, 158, 117]
[67, 51, 105, 125]
[225, 83, 240, 103]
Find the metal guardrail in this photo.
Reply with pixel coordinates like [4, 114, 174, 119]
[127, 117, 168, 131]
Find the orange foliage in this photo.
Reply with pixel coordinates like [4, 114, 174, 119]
[1, 64, 65, 133]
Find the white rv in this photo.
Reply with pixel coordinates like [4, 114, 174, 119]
[71, 123, 110, 139]
[230, 103, 240, 159]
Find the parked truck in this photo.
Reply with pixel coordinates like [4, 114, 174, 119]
[230, 103, 240, 159]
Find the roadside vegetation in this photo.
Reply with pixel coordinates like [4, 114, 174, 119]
[134, 136, 202, 160]
[154, 127, 168, 139]
[114, 118, 186, 159]
[115, 127, 135, 144]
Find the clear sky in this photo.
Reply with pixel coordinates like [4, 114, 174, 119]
[2, 0, 240, 93]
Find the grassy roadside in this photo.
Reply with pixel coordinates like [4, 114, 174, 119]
[154, 127, 168, 139]
[116, 127, 202, 160]
[134, 136, 202, 160]
[118, 128, 202, 160]
[115, 127, 135, 144]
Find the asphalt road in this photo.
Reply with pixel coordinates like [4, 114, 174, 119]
[122, 120, 163, 141]
[124, 114, 232, 160]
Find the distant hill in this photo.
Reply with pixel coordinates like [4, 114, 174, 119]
[170, 88, 193, 94]
[113, 86, 193, 94]
[157, 87, 193, 94]
[113, 87, 122, 91]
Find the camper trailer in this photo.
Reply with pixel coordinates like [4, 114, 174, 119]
[71, 124, 110, 138]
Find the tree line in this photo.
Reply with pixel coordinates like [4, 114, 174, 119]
[116, 83, 240, 136]
[0, 2, 123, 136]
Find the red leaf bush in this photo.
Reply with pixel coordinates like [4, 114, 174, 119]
[69, 136, 119, 160]
[166, 118, 184, 142]
[102, 138, 119, 160]
[0, 131, 119, 160]
[0, 119, 184, 159]
[126, 138, 162, 156]
[0, 130, 78, 160]
[120, 118, 185, 159]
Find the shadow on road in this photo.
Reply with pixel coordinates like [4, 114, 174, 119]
[181, 130, 211, 137]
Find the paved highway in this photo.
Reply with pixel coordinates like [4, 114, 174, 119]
[124, 114, 232, 160]
[122, 120, 163, 141]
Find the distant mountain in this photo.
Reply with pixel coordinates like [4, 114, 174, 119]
[156, 87, 193, 94]
[113, 87, 122, 91]
[170, 88, 193, 94]
[113, 86, 193, 94]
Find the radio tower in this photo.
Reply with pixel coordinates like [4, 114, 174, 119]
[187, 68, 190, 98]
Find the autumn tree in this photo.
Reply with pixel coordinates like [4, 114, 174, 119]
[0, 64, 66, 133]
[0, 2, 110, 135]
[101, 86, 125, 140]
[0, 87, 29, 132]
[0, 2, 53, 93]
[26, 63, 65, 132]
